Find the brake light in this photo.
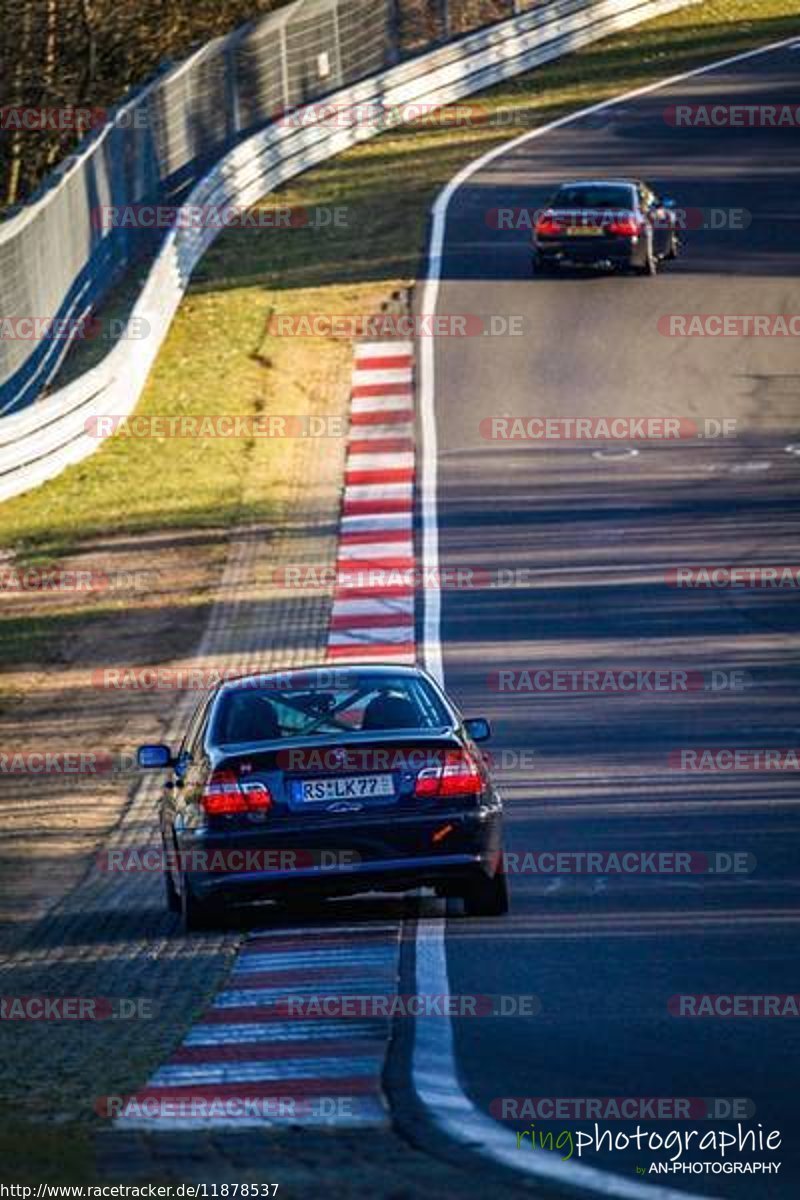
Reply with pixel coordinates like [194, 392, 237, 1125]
[607, 216, 641, 237]
[414, 750, 483, 799]
[535, 215, 562, 236]
[202, 769, 272, 816]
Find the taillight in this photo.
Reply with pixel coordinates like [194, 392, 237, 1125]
[414, 750, 484, 799]
[202, 769, 272, 816]
[607, 216, 642, 237]
[535, 215, 562, 236]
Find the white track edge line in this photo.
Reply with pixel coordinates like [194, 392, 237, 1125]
[413, 31, 800, 1200]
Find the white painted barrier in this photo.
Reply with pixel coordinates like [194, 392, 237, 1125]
[0, 0, 692, 503]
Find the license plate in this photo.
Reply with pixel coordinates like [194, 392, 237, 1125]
[567, 226, 603, 236]
[295, 774, 394, 803]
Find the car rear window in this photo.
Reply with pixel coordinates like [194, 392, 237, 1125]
[211, 674, 451, 745]
[551, 185, 635, 210]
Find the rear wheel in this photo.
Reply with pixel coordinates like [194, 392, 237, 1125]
[276, 894, 321, 916]
[532, 252, 555, 276]
[163, 835, 180, 914]
[462, 871, 509, 917]
[180, 875, 216, 932]
[637, 234, 658, 276]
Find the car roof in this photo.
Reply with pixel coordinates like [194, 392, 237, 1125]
[556, 179, 638, 190]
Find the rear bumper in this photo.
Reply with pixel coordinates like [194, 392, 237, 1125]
[534, 236, 641, 266]
[179, 807, 503, 904]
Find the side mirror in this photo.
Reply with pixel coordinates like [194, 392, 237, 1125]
[137, 744, 173, 769]
[465, 717, 491, 743]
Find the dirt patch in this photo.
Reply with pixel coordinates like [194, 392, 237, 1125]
[0, 529, 225, 941]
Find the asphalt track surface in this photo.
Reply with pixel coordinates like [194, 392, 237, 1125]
[424, 42, 800, 1198]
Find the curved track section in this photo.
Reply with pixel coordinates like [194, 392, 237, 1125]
[421, 38, 800, 1198]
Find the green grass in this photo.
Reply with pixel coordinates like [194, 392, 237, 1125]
[0, 0, 796, 562]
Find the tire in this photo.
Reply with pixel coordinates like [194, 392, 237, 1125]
[277, 894, 321, 916]
[637, 233, 658, 276]
[462, 870, 509, 918]
[163, 835, 181, 913]
[532, 252, 555, 276]
[180, 875, 216, 932]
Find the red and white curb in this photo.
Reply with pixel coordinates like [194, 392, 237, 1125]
[327, 341, 416, 664]
[115, 340, 416, 1131]
[114, 926, 400, 1129]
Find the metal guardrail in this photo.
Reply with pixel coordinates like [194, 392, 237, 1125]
[0, 0, 693, 503]
[0, 0, 392, 417]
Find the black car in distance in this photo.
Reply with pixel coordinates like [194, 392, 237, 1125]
[532, 178, 680, 275]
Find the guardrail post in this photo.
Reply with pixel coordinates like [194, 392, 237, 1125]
[331, 0, 344, 88]
[386, 0, 401, 64]
[280, 22, 291, 113]
[439, 0, 450, 44]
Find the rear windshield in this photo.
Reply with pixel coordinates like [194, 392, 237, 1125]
[551, 185, 635, 210]
[211, 674, 451, 745]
